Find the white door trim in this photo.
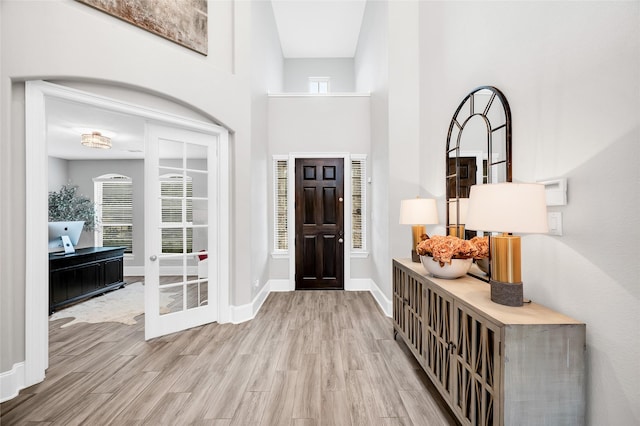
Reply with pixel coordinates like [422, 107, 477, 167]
[24, 80, 230, 390]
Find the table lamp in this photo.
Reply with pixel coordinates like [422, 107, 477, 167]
[399, 198, 438, 262]
[465, 183, 548, 306]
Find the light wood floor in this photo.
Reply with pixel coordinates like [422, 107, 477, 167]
[1, 291, 457, 425]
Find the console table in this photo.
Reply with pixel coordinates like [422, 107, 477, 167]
[49, 246, 126, 314]
[392, 258, 585, 426]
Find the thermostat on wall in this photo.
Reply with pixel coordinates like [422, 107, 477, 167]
[538, 178, 568, 206]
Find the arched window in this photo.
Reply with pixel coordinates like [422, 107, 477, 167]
[93, 174, 133, 253]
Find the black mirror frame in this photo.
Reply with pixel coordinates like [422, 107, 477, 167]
[445, 86, 513, 282]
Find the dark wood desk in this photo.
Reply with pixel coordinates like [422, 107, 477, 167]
[49, 246, 126, 314]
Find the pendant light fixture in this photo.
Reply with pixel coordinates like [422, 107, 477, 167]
[81, 131, 111, 149]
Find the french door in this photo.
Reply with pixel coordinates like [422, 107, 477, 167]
[144, 123, 220, 339]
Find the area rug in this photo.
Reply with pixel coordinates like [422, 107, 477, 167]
[49, 282, 172, 327]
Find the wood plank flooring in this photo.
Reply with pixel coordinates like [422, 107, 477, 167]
[1, 290, 457, 425]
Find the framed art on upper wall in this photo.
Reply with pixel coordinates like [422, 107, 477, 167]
[77, 0, 208, 55]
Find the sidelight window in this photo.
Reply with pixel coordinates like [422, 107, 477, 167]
[273, 157, 289, 253]
[351, 157, 367, 252]
[272, 155, 368, 255]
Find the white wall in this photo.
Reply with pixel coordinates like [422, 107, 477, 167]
[268, 95, 370, 153]
[283, 58, 355, 92]
[387, 1, 426, 291]
[47, 157, 68, 192]
[268, 95, 371, 280]
[418, 2, 640, 425]
[249, 0, 284, 301]
[354, 0, 390, 297]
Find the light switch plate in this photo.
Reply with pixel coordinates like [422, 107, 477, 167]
[538, 178, 568, 206]
[547, 212, 563, 236]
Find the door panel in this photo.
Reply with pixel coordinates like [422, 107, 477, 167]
[295, 158, 344, 290]
[145, 124, 217, 340]
[323, 188, 337, 223]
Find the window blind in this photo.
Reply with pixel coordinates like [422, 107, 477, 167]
[272, 157, 366, 254]
[274, 159, 288, 251]
[160, 175, 193, 253]
[94, 175, 133, 253]
[351, 159, 366, 251]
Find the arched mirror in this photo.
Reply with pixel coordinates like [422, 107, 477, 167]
[446, 86, 512, 281]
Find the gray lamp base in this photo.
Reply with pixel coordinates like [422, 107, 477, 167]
[490, 280, 523, 307]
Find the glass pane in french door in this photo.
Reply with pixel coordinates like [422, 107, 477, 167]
[157, 137, 208, 316]
[186, 143, 208, 172]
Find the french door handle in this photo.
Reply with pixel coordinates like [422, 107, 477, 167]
[338, 238, 344, 244]
[149, 255, 157, 261]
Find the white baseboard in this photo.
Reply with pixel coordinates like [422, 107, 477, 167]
[269, 279, 292, 292]
[230, 282, 271, 324]
[124, 266, 198, 278]
[74, 271, 388, 320]
[227, 278, 392, 323]
[120, 272, 389, 318]
[348, 278, 392, 317]
[347, 278, 373, 291]
[368, 279, 393, 317]
[0, 362, 25, 403]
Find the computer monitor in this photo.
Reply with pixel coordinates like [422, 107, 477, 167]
[48, 221, 84, 254]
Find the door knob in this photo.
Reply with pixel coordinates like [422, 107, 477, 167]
[338, 238, 344, 243]
[149, 255, 157, 261]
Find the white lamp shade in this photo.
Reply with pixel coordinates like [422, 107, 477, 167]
[399, 198, 438, 225]
[448, 198, 469, 225]
[465, 183, 548, 233]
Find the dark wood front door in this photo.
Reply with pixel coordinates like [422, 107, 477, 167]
[447, 156, 477, 198]
[447, 156, 478, 239]
[295, 158, 344, 290]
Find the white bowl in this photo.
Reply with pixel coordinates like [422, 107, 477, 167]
[420, 255, 472, 279]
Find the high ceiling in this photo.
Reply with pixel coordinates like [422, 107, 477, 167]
[47, 0, 367, 160]
[271, 0, 367, 58]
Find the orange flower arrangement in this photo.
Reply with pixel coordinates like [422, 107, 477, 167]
[416, 235, 488, 266]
